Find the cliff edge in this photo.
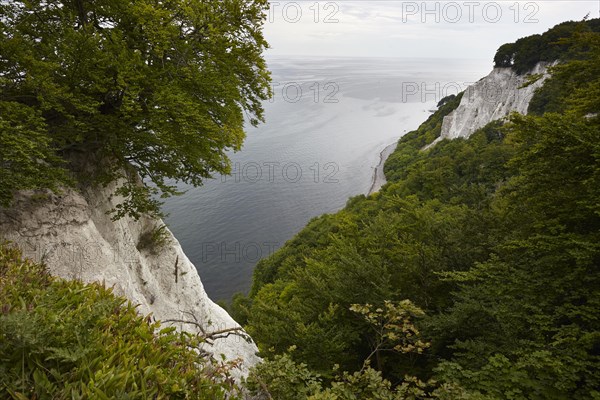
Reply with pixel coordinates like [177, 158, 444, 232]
[0, 179, 260, 378]
[425, 62, 553, 149]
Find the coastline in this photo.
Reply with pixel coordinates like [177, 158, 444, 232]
[368, 141, 398, 195]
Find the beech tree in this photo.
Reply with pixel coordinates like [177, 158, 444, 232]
[0, 0, 271, 218]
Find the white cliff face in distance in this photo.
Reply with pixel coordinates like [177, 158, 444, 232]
[0, 179, 260, 378]
[425, 62, 553, 149]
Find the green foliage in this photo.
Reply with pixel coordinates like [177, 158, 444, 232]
[350, 301, 430, 366]
[529, 29, 600, 115]
[429, 110, 600, 399]
[384, 92, 463, 183]
[245, 350, 323, 399]
[0, 243, 241, 399]
[436, 94, 456, 108]
[242, 22, 600, 399]
[136, 224, 171, 253]
[248, 359, 482, 400]
[312, 368, 418, 400]
[246, 302, 450, 400]
[230, 291, 254, 326]
[492, 19, 600, 74]
[0, 0, 271, 218]
[0, 102, 72, 206]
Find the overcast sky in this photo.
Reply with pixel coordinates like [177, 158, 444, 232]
[264, 1, 600, 60]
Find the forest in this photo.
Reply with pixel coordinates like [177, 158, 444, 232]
[231, 19, 600, 399]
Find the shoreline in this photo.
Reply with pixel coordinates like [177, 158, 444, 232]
[368, 141, 398, 195]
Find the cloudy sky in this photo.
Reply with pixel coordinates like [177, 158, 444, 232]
[264, 1, 599, 60]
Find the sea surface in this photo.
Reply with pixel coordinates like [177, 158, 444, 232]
[162, 56, 490, 301]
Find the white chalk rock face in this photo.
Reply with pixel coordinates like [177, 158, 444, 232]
[0, 180, 260, 379]
[425, 62, 552, 149]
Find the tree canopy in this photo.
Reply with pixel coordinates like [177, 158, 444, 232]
[0, 0, 271, 218]
[492, 19, 600, 74]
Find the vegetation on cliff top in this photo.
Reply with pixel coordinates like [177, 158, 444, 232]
[493, 18, 600, 74]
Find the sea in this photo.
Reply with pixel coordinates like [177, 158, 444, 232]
[161, 56, 491, 301]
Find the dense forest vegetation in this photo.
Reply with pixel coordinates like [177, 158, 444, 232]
[232, 20, 600, 398]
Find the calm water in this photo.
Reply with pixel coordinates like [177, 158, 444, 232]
[162, 56, 490, 301]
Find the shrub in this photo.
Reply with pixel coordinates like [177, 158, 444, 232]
[0, 243, 240, 399]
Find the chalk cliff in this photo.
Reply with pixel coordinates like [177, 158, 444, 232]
[425, 62, 553, 149]
[0, 178, 260, 378]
